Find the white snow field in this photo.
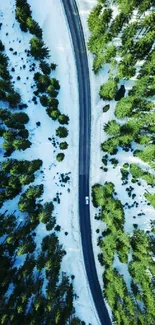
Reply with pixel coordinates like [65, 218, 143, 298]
[0, 0, 99, 323]
[76, 0, 155, 317]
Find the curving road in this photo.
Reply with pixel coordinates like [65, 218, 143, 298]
[61, 1, 112, 325]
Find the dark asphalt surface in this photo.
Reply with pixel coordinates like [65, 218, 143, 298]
[61, 1, 112, 324]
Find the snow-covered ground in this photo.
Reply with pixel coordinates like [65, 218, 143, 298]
[0, 0, 100, 323]
[76, 0, 155, 316]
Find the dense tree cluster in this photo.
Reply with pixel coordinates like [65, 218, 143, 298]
[88, 0, 155, 73]
[92, 183, 155, 324]
[0, 5, 82, 325]
[0, 109, 31, 156]
[0, 40, 31, 156]
[0, 44, 21, 106]
[88, 1, 155, 168]
[129, 164, 155, 186]
[0, 159, 42, 208]
[0, 203, 83, 324]
[90, 2, 155, 323]
[15, 0, 42, 37]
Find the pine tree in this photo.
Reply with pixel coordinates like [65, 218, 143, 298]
[30, 37, 49, 60]
[26, 17, 42, 38]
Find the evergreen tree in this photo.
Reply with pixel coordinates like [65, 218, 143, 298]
[26, 17, 42, 38]
[56, 153, 65, 162]
[13, 139, 31, 151]
[30, 37, 49, 60]
[59, 142, 68, 150]
[58, 114, 69, 125]
[56, 127, 68, 138]
[99, 78, 118, 100]
[39, 61, 51, 75]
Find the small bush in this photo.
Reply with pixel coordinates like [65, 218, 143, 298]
[56, 153, 65, 162]
[99, 78, 117, 100]
[58, 114, 69, 125]
[56, 127, 68, 138]
[40, 95, 49, 107]
[59, 142, 68, 150]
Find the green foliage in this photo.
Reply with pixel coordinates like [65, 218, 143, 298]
[115, 97, 134, 119]
[38, 202, 55, 224]
[7, 91, 21, 107]
[50, 78, 60, 90]
[48, 108, 60, 120]
[0, 160, 41, 205]
[19, 173, 35, 185]
[130, 164, 155, 185]
[26, 17, 42, 38]
[34, 72, 52, 94]
[58, 114, 69, 125]
[40, 94, 48, 107]
[134, 145, 155, 168]
[92, 182, 114, 207]
[116, 231, 130, 263]
[104, 120, 120, 136]
[30, 37, 49, 60]
[99, 78, 117, 100]
[144, 193, 155, 208]
[39, 61, 51, 75]
[0, 1, 78, 323]
[89, 1, 155, 323]
[59, 142, 68, 150]
[56, 127, 68, 138]
[47, 85, 58, 97]
[120, 168, 129, 180]
[18, 185, 43, 212]
[56, 153, 65, 162]
[12, 112, 29, 124]
[87, 4, 102, 32]
[15, 0, 31, 31]
[26, 184, 43, 199]
[101, 137, 119, 154]
[17, 236, 36, 255]
[13, 139, 31, 150]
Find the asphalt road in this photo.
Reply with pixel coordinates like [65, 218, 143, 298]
[61, 1, 112, 324]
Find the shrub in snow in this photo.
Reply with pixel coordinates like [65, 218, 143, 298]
[56, 153, 65, 162]
[58, 114, 69, 125]
[56, 127, 68, 138]
[51, 62, 57, 70]
[99, 78, 118, 100]
[7, 91, 21, 107]
[40, 95, 48, 107]
[50, 78, 60, 90]
[48, 97, 59, 108]
[39, 61, 51, 75]
[47, 108, 60, 121]
[47, 85, 58, 97]
[59, 142, 68, 150]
